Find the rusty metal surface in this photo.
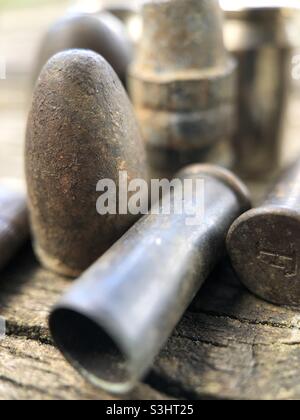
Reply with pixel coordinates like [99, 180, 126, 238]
[129, 0, 236, 177]
[227, 159, 300, 306]
[0, 180, 28, 270]
[25, 50, 148, 278]
[49, 164, 250, 394]
[32, 12, 133, 86]
[223, 3, 300, 178]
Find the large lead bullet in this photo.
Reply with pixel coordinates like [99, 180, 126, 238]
[0, 179, 28, 270]
[49, 164, 250, 394]
[129, 0, 236, 177]
[222, 1, 300, 178]
[227, 159, 300, 306]
[26, 50, 148, 278]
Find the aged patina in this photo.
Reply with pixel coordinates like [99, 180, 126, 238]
[0, 179, 28, 270]
[49, 164, 250, 394]
[227, 159, 300, 306]
[26, 50, 148, 277]
[129, 0, 237, 177]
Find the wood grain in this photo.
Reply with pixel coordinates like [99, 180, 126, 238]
[0, 246, 171, 400]
[2, 247, 300, 399]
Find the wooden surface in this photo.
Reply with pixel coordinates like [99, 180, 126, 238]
[3, 245, 300, 400]
[2, 2, 300, 401]
[0, 245, 172, 400]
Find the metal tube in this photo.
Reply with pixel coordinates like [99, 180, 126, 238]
[0, 179, 28, 270]
[129, 0, 237, 177]
[222, 1, 300, 178]
[49, 164, 250, 394]
[227, 159, 300, 306]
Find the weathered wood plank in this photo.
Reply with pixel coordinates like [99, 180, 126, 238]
[150, 262, 300, 400]
[0, 335, 169, 400]
[0, 336, 113, 400]
[0, 246, 171, 400]
[3, 247, 300, 399]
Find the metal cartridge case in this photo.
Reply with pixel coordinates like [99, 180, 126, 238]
[129, 0, 236, 177]
[33, 12, 133, 86]
[0, 179, 28, 270]
[49, 164, 250, 394]
[227, 159, 300, 306]
[223, 1, 300, 178]
[26, 50, 148, 278]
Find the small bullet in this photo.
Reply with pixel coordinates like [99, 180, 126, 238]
[0, 179, 28, 270]
[26, 50, 148, 278]
[32, 12, 133, 86]
[227, 159, 300, 306]
[129, 0, 237, 177]
[49, 164, 250, 394]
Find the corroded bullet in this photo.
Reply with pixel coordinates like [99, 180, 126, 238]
[0, 179, 28, 270]
[227, 159, 300, 306]
[26, 50, 148, 278]
[222, 1, 300, 178]
[129, 0, 236, 177]
[49, 164, 250, 394]
[33, 12, 133, 86]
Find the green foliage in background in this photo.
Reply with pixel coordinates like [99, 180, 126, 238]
[0, 0, 64, 9]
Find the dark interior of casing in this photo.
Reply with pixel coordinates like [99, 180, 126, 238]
[49, 308, 129, 385]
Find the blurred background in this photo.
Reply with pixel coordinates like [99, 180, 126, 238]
[0, 0, 140, 179]
[1, 0, 300, 180]
[1, 0, 66, 178]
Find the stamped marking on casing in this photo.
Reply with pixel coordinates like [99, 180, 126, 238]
[257, 246, 297, 278]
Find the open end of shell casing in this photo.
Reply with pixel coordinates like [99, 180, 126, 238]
[49, 164, 250, 394]
[129, 0, 237, 177]
[227, 159, 300, 306]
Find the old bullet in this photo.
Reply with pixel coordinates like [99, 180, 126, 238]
[222, 1, 300, 178]
[49, 164, 250, 394]
[128, 0, 237, 177]
[26, 50, 148, 278]
[0, 179, 28, 270]
[32, 12, 133, 86]
[227, 159, 300, 306]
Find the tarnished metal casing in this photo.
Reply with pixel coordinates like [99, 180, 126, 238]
[32, 12, 133, 86]
[0, 180, 28, 270]
[129, 0, 236, 177]
[49, 164, 250, 394]
[26, 50, 148, 278]
[227, 159, 300, 306]
[223, 1, 300, 178]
